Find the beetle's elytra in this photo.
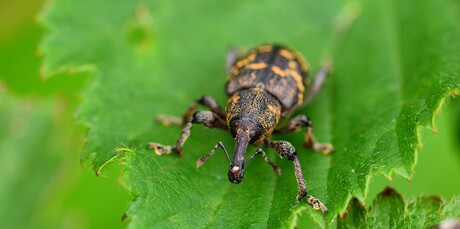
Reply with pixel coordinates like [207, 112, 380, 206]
[148, 44, 334, 214]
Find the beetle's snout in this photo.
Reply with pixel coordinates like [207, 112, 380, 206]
[228, 165, 244, 184]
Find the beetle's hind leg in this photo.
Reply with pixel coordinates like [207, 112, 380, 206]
[303, 61, 332, 105]
[226, 47, 241, 73]
[157, 95, 226, 127]
[148, 111, 227, 156]
[264, 139, 328, 214]
[274, 115, 334, 154]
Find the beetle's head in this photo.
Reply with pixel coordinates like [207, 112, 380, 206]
[228, 163, 244, 184]
[228, 119, 260, 184]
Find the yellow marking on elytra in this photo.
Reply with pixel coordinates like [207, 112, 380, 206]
[286, 69, 305, 105]
[234, 61, 246, 69]
[247, 62, 268, 70]
[250, 87, 265, 92]
[271, 66, 287, 77]
[231, 53, 258, 76]
[288, 61, 297, 69]
[267, 104, 278, 115]
[279, 49, 294, 60]
[231, 67, 239, 75]
[234, 53, 257, 69]
[291, 51, 310, 72]
[297, 93, 304, 105]
[246, 53, 257, 62]
[258, 45, 273, 52]
[288, 69, 305, 92]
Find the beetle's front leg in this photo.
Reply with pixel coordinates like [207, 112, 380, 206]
[148, 111, 226, 156]
[245, 148, 281, 175]
[157, 95, 226, 126]
[265, 140, 328, 214]
[274, 115, 334, 154]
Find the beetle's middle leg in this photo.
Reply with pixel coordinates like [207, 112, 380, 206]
[264, 139, 328, 214]
[157, 95, 226, 126]
[148, 111, 226, 156]
[274, 115, 334, 154]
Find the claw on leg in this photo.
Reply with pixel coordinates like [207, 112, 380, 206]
[305, 195, 328, 215]
[312, 143, 334, 155]
[305, 126, 334, 155]
[147, 142, 181, 156]
[296, 192, 328, 215]
[156, 115, 183, 127]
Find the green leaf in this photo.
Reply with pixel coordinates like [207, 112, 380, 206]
[0, 88, 85, 228]
[338, 187, 460, 228]
[39, 0, 460, 228]
[0, 89, 55, 228]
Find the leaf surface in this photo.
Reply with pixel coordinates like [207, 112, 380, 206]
[40, 0, 460, 227]
[338, 187, 460, 229]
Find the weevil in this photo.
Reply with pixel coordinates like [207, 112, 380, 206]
[148, 44, 334, 214]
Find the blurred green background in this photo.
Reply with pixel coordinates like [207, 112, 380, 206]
[0, 0, 458, 228]
[0, 0, 130, 228]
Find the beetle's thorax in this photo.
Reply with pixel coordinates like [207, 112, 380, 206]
[225, 88, 282, 184]
[226, 88, 282, 144]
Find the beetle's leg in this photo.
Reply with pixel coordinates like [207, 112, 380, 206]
[196, 141, 231, 168]
[274, 115, 334, 155]
[304, 122, 334, 155]
[182, 95, 226, 122]
[264, 140, 328, 215]
[148, 111, 226, 156]
[157, 95, 226, 127]
[303, 61, 332, 105]
[226, 47, 240, 73]
[245, 148, 281, 175]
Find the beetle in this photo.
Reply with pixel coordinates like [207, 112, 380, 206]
[148, 44, 334, 214]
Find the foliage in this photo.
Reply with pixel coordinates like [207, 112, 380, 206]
[39, 0, 460, 227]
[338, 187, 460, 229]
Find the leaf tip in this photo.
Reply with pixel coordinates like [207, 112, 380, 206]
[339, 210, 348, 219]
[381, 186, 397, 196]
[436, 219, 460, 229]
[431, 87, 459, 130]
[121, 212, 128, 222]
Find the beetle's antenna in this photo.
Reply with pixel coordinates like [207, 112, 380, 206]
[196, 142, 230, 168]
[245, 149, 281, 175]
